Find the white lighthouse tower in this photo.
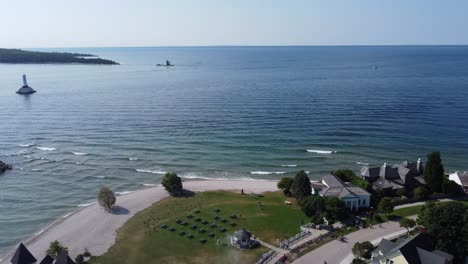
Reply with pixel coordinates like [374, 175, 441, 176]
[16, 74, 37, 94]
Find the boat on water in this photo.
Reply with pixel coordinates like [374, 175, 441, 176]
[156, 60, 174, 67]
[16, 75, 36, 94]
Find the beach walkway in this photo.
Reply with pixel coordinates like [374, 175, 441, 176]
[0, 180, 278, 264]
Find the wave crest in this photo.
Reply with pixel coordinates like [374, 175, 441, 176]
[306, 149, 336, 154]
[72, 152, 88, 156]
[250, 171, 286, 175]
[36, 146, 56, 151]
[136, 169, 166, 174]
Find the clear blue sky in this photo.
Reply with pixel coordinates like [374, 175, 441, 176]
[1, 0, 467, 48]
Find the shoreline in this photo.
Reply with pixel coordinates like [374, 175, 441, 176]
[0, 179, 278, 263]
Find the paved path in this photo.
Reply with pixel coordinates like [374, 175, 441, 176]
[292, 221, 406, 264]
[0, 180, 278, 264]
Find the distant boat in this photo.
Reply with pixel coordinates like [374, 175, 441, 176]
[16, 75, 36, 94]
[156, 60, 174, 67]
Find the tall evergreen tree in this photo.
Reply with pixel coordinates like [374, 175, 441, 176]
[423, 152, 444, 193]
[291, 170, 312, 199]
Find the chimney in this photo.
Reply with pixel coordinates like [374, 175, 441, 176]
[417, 158, 421, 172]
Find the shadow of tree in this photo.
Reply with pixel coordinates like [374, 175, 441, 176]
[112, 206, 130, 215]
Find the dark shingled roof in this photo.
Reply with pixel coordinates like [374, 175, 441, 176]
[234, 229, 252, 241]
[11, 243, 37, 264]
[316, 175, 370, 198]
[55, 251, 75, 264]
[372, 233, 453, 264]
[39, 255, 54, 264]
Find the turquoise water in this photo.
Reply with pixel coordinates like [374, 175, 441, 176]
[0, 46, 467, 254]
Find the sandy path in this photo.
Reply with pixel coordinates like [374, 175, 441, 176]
[0, 180, 277, 263]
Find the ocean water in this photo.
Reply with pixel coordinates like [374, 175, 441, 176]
[0, 46, 468, 255]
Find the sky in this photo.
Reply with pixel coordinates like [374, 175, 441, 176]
[0, 0, 467, 48]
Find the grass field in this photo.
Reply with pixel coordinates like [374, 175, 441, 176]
[90, 191, 307, 264]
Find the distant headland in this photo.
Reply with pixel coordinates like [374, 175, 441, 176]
[0, 48, 118, 65]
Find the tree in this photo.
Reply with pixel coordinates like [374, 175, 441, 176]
[325, 197, 348, 221]
[423, 152, 444, 193]
[97, 187, 116, 210]
[46, 240, 68, 259]
[413, 186, 428, 199]
[417, 202, 468, 262]
[161, 172, 183, 196]
[352, 241, 373, 260]
[395, 188, 407, 197]
[291, 170, 312, 198]
[377, 197, 394, 215]
[277, 177, 294, 196]
[352, 259, 366, 264]
[75, 254, 84, 264]
[399, 218, 416, 235]
[300, 195, 325, 217]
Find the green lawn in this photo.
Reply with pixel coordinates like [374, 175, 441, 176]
[90, 191, 307, 264]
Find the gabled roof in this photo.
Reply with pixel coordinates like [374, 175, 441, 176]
[11, 243, 37, 264]
[455, 172, 468, 186]
[39, 255, 54, 264]
[372, 233, 452, 264]
[375, 238, 396, 255]
[318, 175, 370, 199]
[55, 251, 75, 264]
[234, 229, 252, 241]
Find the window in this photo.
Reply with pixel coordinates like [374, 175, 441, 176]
[386, 259, 394, 264]
[358, 199, 361, 205]
[362, 199, 366, 205]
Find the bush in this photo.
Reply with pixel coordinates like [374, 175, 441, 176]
[277, 177, 294, 196]
[300, 195, 325, 217]
[83, 249, 91, 258]
[442, 179, 464, 197]
[413, 187, 428, 199]
[352, 241, 373, 260]
[395, 188, 407, 197]
[291, 171, 312, 198]
[46, 240, 68, 259]
[75, 254, 84, 264]
[97, 187, 116, 210]
[161, 172, 183, 196]
[333, 169, 370, 190]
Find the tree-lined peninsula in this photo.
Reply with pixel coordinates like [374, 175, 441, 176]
[0, 48, 118, 64]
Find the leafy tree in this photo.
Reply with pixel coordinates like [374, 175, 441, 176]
[352, 259, 366, 264]
[325, 197, 348, 221]
[277, 177, 294, 196]
[417, 202, 468, 262]
[352, 241, 373, 260]
[377, 197, 394, 215]
[291, 170, 312, 198]
[423, 152, 444, 193]
[413, 186, 428, 199]
[46, 240, 68, 259]
[395, 188, 407, 197]
[399, 218, 416, 235]
[300, 195, 325, 217]
[97, 187, 116, 210]
[161, 172, 183, 196]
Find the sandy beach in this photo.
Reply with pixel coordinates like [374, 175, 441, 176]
[0, 179, 278, 263]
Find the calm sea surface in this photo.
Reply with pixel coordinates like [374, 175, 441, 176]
[0, 46, 467, 254]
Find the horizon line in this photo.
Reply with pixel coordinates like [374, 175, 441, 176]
[12, 44, 468, 49]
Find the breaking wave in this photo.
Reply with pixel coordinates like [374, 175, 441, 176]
[306, 149, 336, 154]
[250, 171, 286, 175]
[19, 143, 34, 147]
[355, 162, 370, 166]
[36, 146, 56, 151]
[71, 152, 88, 156]
[129, 157, 138, 161]
[116, 191, 134, 196]
[136, 169, 166, 174]
[281, 164, 297, 167]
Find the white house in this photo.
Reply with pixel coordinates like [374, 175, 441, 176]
[448, 171, 468, 192]
[311, 174, 370, 211]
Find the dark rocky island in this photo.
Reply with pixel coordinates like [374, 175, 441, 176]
[0, 160, 12, 174]
[0, 48, 118, 64]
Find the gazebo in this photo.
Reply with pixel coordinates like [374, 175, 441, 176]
[230, 229, 259, 249]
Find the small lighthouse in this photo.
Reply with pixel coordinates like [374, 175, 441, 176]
[16, 74, 37, 94]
